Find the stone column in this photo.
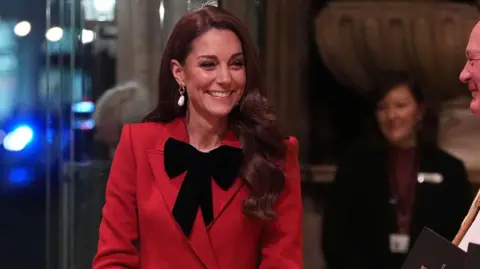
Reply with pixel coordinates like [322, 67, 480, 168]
[263, 0, 311, 162]
[115, 0, 134, 83]
[220, 0, 260, 48]
[116, 0, 189, 103]
[262, 1, 317, 268]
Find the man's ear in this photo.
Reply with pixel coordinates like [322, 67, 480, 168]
[171, 59, 185, 87]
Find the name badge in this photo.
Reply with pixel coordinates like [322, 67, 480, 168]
[417, 172, 443, 184]
[390, 233, 410, 254]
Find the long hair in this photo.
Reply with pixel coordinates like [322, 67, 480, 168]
[143, 5, 286, 221]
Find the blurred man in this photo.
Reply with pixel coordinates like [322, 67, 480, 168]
[454, 21, 480, 250]
[93, 81, 151, 157]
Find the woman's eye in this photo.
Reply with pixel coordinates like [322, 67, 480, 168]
[200, 61, 216, 68]
[232, 60, 244, 66]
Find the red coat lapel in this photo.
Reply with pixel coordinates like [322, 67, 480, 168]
[146, 117, 245, 269]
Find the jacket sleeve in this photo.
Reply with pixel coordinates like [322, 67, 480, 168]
[259, 136, 303, 269]
[93, 124, 140, 269]
[322, 149, 370, 269]
[444, 160, 473, 241]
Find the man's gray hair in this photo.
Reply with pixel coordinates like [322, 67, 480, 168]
[93, 81, 152, 126]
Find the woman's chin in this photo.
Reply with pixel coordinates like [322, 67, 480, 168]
[206, 106, 235, 118]
[202, 99, 237, 118]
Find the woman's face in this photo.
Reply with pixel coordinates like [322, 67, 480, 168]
[375, 84, 423, 148]
[171, 28, 246, 120]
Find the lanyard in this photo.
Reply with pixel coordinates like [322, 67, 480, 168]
[389, 149, 418, 234]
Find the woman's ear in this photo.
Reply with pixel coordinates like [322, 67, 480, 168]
[171, 59, 185, 87]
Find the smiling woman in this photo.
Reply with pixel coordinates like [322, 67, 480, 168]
[142, 5, 291, 223]
[93, 5, 302, 269]
[170, 28, 245, 123]
[373, 72, 425, 149]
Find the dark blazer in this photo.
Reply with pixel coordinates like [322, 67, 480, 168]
[322, 143, 473, 269]
[92, 117, 303, 269]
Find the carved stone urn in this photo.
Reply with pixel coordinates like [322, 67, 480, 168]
[314, 2, 479, 100]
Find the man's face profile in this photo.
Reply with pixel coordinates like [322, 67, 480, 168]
[460, 22, 480, 117]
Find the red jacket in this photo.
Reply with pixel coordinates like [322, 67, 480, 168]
[93, 117, 303, 269]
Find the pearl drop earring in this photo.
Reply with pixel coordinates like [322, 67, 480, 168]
[177, 86, 185, 107]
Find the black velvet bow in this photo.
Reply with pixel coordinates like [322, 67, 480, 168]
[164, 137, 243, 237]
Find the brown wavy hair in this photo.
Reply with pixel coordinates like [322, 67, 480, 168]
[143, 5, 286, 220]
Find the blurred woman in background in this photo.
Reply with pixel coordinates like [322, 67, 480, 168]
[322, 70, 472, 269]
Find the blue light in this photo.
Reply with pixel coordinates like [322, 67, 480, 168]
[46, 127, 54, 144]
[3, 125, 34, 151]
[8, 167, 32, 185]
[72, 101, 95, 113]
[74, 118, 95, 130]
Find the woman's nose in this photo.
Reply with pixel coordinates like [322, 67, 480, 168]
[216, 66, 232, 85]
